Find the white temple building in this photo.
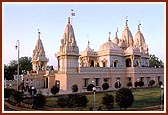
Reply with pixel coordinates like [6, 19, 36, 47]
[20, 15, 164, 93]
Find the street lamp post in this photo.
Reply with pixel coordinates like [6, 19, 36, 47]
[160, 85, 164, 110]
[117, 79, 120, 89]
[32, 86, 35, 109]
[92, 87, 96, 111]
[9, 83, 12, 89]
[15, 40, 20, 91]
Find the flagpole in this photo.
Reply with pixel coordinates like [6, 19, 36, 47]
[70, 9, 75, 25]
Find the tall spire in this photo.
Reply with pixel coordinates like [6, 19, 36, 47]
[108, 32, 111, 41]
[126, 16, 128, 27]
[138, 20, 141, 31]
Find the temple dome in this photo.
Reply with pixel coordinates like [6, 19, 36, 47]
[99, 39, 122, 52]
[81, 41, 96, 57]
[125, 45, 141, 55]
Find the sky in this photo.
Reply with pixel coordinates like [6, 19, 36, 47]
[3, 2, 165, 69]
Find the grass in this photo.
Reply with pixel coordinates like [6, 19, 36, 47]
[45, 87, 161, 110]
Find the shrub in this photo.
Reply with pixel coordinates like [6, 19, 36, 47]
[56, 94, 88, 110]
[12, 90, 23, 104]
[126, 81, 133, 87]
[158, 81, 163, 86]
[87, 84, 95, 91]
[71, 84, 78, 92]
[33, 93, 46, 109]
[115, 87, 134, 110]
[57, 96, 68, 108]
[4, 88, 14, 99]
[102, 82, 109, 90]
[138, 81, 144, 87]
[102, 94, 114, 110]
[134, 81, 138, 88]
[51, 85, 59, 95]
[148, 80, 155, 86]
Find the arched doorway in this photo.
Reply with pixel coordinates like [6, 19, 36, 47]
[126, 58, 131, 67]
[103, 62, 106, 67]
[90, 60, 94, 67]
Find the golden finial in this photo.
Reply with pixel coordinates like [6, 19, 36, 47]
[37, 29, 41, 39]
[116, 28, 118, 37]
[138, 20, 141, 31]
[108, 32, 111, 41]
[88, 40, 90, 46]
[126, 16, 128, 27]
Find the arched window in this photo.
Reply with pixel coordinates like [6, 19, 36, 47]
[114, 60, 118, 67]
[126, 58, 131, 67]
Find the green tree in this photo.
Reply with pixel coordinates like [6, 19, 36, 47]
[4, 57, 32, 80]
[19, 57, 32, 73]
[102, 82, 109, 90]
[115, 87, 134, 110]
[51, 85, 59, 95]
[33, 93, 46, 109]
[71, 84, 78, 93]
[102, 94, 114, 110]
[149, 54, 164, 68]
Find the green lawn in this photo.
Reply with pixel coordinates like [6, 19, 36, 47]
[45, 87, 161, 110]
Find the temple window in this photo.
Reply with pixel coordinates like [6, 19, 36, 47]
[84, 78, 89, 87]
[90, 60, 94, 67]
[114, 60, 118, 67]
[95, 78, 99, 86]
[126, 58, 131, 67]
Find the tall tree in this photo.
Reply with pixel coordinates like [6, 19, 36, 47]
[4, 56, 32, 80]
[149, 54, 164, 68]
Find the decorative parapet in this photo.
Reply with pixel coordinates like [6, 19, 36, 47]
[134, 67, 164, 74]
[78, 67, 164, 74]
[44, 70, 57, 76]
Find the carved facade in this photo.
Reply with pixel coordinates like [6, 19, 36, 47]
[21, 16, 163, 93]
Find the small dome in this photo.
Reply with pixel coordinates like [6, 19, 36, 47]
[99, 40, 122, 52]
[81, 41, 96, 56]
[125, 45, 141, 55]
[118, 39, 126, 48]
